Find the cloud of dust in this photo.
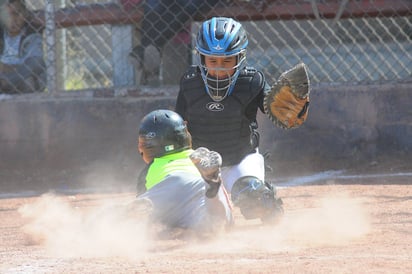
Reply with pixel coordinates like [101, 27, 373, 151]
[18, 192, 372, 257]
[18, 193, 151, 260]
[188, 193, 371, 253]
[277, 193, 371, 246]
[76, 162, 136, 193]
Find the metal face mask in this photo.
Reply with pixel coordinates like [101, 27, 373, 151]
[197, 52, 246, 102]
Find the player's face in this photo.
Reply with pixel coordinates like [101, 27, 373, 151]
[204, 56, 237, 79]
[138, 137, 152, 164]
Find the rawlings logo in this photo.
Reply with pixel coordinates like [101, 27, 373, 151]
[206, 102, 224, 112]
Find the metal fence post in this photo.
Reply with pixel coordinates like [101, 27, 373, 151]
[45, 0, 57, 93]
[112, 25, 135, 88]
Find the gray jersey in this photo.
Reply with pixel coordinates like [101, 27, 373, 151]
[137, 171, 232, 230]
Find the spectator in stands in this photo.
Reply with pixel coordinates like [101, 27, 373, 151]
[124, 0, 219, 85]
[0, 0, 45, 94]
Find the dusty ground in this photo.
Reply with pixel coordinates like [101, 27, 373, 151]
[1, 175, 411, 274]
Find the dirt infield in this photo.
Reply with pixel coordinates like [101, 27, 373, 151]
[1, 175, 411, 274]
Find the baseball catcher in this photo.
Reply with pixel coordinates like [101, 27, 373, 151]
[176, 17, 285, 224]
[264, 62, 310, 129]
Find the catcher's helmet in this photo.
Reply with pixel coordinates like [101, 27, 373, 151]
[196, 17, 248, 102]
[138, 109, 192, 163]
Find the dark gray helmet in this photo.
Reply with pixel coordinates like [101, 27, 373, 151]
[138, 109, 191, 162]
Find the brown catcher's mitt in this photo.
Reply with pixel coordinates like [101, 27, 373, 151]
[264, 63, 310, 129]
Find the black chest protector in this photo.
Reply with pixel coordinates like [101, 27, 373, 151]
[177, 66, 265, 166]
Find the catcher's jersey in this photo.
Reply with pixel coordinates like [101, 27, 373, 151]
[175, 66, 270, 166]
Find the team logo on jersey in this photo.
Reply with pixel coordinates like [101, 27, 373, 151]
[206, 102, 224, 112]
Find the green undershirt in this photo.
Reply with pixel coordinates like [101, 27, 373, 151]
[145, 149, 201, 190]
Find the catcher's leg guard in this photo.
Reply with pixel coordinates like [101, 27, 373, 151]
[231, 176, 283, 223]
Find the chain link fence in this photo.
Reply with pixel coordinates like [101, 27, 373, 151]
[1, 0, 411, 93]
